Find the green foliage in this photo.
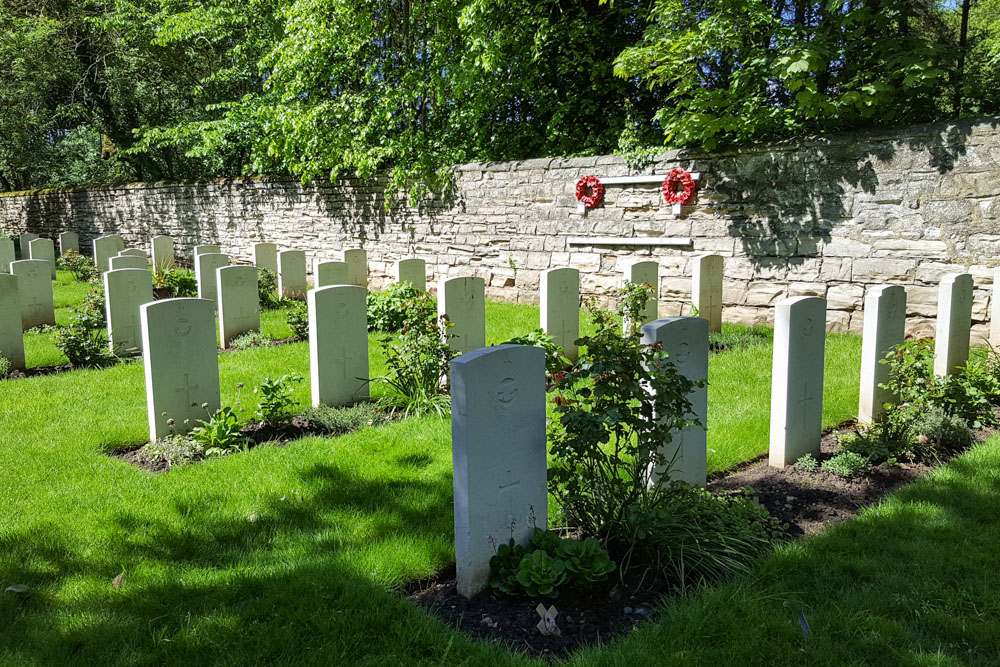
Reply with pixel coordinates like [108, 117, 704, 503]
[54, 279, 116, 366]
[0, 356, 10, 379]
[822, 451, 870, 478]
[709, 327, 771, 354]
[257, 268, 280, 310]
[56, 251, 97, 282]
[165, 269, 197, 298]
[253, 373, 303, 425]
[618, 280, 655, 337]
[142, 435, 204, 467]
[911, 405, 974, 451]
[489, 529, 615, 598]
[547, 288, 700, 548]
[230, 330, 274, 350]
[299, 402, 392, 436]
[366, 281, 426, 332]
[191, 405, 246, 457]
[501, 328, 570, 374]
[794, 453, 819, 471]
[375, 292, 455, 417]
[286, 300, 309, 341]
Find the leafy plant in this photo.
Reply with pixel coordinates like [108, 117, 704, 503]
[142, 436, 204, 467]
[190, 405, 246, 457]
[374, 292, 455, 417]
[230, 330, 274, 350]
[56, 250, 97, 281]
[257, 268, 280, 310]
[502, 328, 570, 374]
[366, 281, 426, 332]
[489, 529, 615, 599]
[821, 451, 869, 478]
[0, 356, 11, 379]
[794, 453, 819, 471]
[514, 549, 568, 598]
[54, 323, 116, 367]
[911, 406, 973, 452]
[153, 268, 198, 297]
[299, 402, 391, 436]
[286, 300, 309, 341]
[559, 537, 616, 584]
[253, 373, 303, 425]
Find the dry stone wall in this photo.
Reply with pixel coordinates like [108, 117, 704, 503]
[2, 118, 1000, 340]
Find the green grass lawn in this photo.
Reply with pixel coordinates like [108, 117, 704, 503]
[21, 278, 986, 665]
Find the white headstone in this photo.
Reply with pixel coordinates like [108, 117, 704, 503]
[10, 259, 55, 330]
[193, 244, 221, 257]
[0, 274, 25, 371]
[308, 285, 369, 406]
[110, 255, 149, 271]
[625, 259, 659, 331]
[278, 250, 308, 300]
[769, 296, 827, 468]
[934, 273, 974, 376]
[540, 266, 580, 360]
[395, 257, 426, 291]
[858, 285, 907, 423]
[18, 233, 38, 258]
[93, 235, 125, 273]
[105, 268, 153, 355]
[218, 265, 261, 348]
[195, 253, 229, 305]
[0, 238, 13, 273]
[119, 249, 148, 258]
[451, 344, 547, 598]
[438, 276, 486, 355]
[692, 254, 723, 333]
[315, 260, 350, 288]
[344, 248, 368, 287]
[641, 316, 709, 486]
[253, 242, 278, 274]
[28, 238, 56, 279]
[151, 235, 175, 271]
[59, 231, 79, 256]
[140, 298, 220, 441]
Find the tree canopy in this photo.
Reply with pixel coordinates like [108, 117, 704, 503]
[1, 0, 998, 196]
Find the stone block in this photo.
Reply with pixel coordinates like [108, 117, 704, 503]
[852, 258, 917, 282]
[827, 284, 865, 310]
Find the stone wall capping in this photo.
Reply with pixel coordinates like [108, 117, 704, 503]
[568, 237, 693, 247]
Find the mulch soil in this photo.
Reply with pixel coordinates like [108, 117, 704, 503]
[407, 418, 997, 659]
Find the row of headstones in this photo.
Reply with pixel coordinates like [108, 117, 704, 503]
[446, 271, 980, 598]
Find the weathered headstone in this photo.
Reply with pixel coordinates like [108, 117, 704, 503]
[625, 259, 659, 332]
[308, 285, 369, 406]
[0, 238, 13, 273]
[769, 296, 826, 468]
[858, 285, 907, 423]
[934, 273, 974, 376]
[59, 231, 79, 256]
[10, 259, 55, 329]
[93, 235, 125, 273]
[104, 268, 153, 355]
[540, 266, 580, 360]
[193, 244, 221, 257]
[140, 298, 220, 441]
[278, 250, 308, 300]
[395, 257, 426, 291]
[17, 233, 38, 259]
[28, 238, 56, 280]
[119, 249, 148, 258]
[641, 316, 709, 486]
[218, 265, 261, 348]
[151, 235, 175, 271]
[0, 274, 25, 371]
[451, 344, 547, 598]
[253, 242, 278, 274]
[344, 248, 368, 287]
[195, 252, 229, 305]
[110, 255, 149, 271]
[438, 276, 486, 355]
[315, 260, 350, 288]
[692, 253, 723, 333]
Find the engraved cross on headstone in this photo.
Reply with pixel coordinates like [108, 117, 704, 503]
[796, 381, 815, 430]
[498, 469, 520, 525]
[175, 372, 201, 408]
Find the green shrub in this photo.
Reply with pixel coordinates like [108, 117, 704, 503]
[286, 300, 309, 340]
[0, 356, 11, 379]
[374, 291, 455, 416]
[911, 405, 973, 451]
[253, 373, 303, 425]
[501, 328, 570, 374]
[821, 451, 869, 478]
[489, 528, 615, 598]
[56, 250, 97, 281]
[77, 280, 106, 329]
[794, 453, 819, 471]
[299, 402, 391, 435]
[258, 268, 281, 310]
[366, 281, 427, 332]
[54, 323, 115, 367]
[190, 405, 246, 457]
[230, 330, 274, 350]
[153, 268, 198, 298]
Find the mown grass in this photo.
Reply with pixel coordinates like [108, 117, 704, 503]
[1, 277, 996, 664]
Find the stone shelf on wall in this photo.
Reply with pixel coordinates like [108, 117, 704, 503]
[567, 236, 693, 248]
